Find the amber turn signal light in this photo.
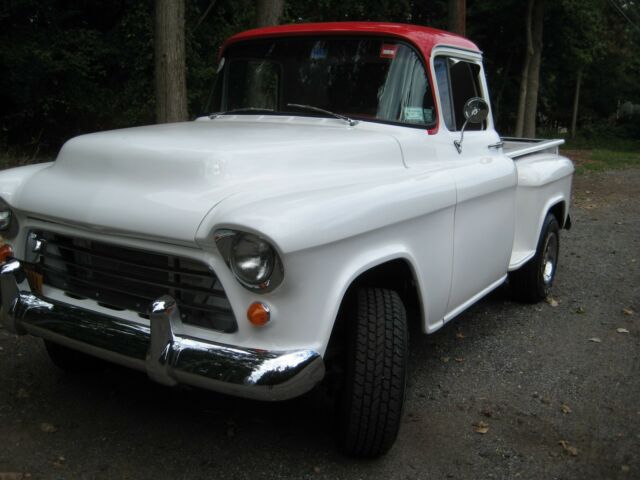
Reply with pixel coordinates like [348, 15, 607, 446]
[247, 302, 271, 327]
[0, 243, 14, 263]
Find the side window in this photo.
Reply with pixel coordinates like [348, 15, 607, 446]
[434, 56, 485, 131]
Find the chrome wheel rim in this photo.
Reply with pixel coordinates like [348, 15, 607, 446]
[542, 232, 558, 285]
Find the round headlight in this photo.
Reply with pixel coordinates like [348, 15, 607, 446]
[230, 233, 275, 287]
[215, 229, 284, 292]
[0, 209, 11, 231]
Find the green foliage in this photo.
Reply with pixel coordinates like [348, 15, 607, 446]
[185, 0, 256, 116]
[0, 0, 258, 152]
[556, 0, 606, 66]
[284, 0, 413, 23]
[0, 147, 48, 170]
[465, 0, 527, 132]
[0, 0, 638, 155]
[540, 0, 640, 131]
[0, 0, 156, 151]
[565, 120, 640, 148]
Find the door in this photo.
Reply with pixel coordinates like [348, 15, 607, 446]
[432, 54, 517, 317]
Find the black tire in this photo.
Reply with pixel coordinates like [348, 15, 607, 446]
[44, 340, 103, 373]
[336, 287, 408, 458]
[510, 213, 560, 303]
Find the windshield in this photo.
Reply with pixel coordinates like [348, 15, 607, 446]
[211, 36, 436, 127]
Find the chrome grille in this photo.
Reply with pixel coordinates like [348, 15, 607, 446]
[33, 231, 237, 332]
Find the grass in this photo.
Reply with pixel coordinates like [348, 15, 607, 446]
[561, 137, 640, 173]
[562, 136, 640, 151]
[588, 149, 640, 170]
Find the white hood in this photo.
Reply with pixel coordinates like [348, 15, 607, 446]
[14, 117, 404, 244]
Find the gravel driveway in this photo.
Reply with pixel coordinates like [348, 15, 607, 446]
[0, 168, 638, 480]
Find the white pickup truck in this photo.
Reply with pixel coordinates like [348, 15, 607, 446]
[0, 22, 573, 457]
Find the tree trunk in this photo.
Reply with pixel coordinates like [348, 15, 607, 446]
[570, 67, 583, 139]
[256, 0, 285, 27]
[515, 0, 535, 137]
[522, 0, 545, 138]
[448, 0, 466, 36]
[155, 0, 188, 123]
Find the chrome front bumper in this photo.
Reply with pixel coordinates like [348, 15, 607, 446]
[0, 259, 324, 401]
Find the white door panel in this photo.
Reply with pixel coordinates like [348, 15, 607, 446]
[447, 161, 516, 312]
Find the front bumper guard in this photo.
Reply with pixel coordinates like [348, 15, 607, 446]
[0, 258, 324, 401]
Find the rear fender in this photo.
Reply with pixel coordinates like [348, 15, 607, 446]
[510, 154, 573, 270]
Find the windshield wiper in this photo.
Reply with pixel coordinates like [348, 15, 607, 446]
[209, 107, 275, 119]
[286, 103, 358, 126]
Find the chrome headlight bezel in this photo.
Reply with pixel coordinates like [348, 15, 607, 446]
[214, 229, 284, 293]
[0, 198, 16, 236]
[0, 210, 11, 231]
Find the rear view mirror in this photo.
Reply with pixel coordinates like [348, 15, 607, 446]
[454, 97, 489, 154]
[463, 97, 489, 124]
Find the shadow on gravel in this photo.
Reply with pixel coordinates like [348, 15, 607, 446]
[30, 283, 516, 457]
[47, 359, 338, 448]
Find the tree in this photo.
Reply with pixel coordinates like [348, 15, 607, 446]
[1, 0, 639, 154]
[256, 0, 285, 27]
[155, 0, 188, 123]
[515, 0, 544, 138]
[515, 0, 534, 137]
[284, 0, 413, 24]
[448, 0, 466, 35]
[522, 0, 544, 138]
[559, 0, 606, 138]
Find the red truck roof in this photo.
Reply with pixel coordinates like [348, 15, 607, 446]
[221, 22, 480, 60]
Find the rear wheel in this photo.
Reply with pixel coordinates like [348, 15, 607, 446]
[336, 287, 408, 458]
[510, 213, 560, 302]
[44, 340, 103, 373]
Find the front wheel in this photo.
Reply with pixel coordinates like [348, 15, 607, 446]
[335, 287, 408, 458]
[510, 213, 560, 303]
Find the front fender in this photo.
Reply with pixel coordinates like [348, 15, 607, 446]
[194, 167, 457, 352]
[0, 163, 54, 251]
[205, 202, 455, 356]
[0, 162, 54, 206]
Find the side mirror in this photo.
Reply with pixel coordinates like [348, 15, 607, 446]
[454, 97, 489, 154]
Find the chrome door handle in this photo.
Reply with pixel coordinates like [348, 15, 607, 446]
[488, 141, 504, 149]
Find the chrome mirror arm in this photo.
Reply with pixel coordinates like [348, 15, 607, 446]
[454, 118, 470, 154]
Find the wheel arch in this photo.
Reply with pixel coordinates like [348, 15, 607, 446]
[535, 196, 567, 244]
[325, 255, 424, 360]
[548, 200, 568, 229]
[348, 257, 422, 324]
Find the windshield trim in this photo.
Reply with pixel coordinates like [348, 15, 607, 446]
[204, 110, 440, 131]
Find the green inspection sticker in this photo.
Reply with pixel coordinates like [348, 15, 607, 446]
[403, 107, 425, 122]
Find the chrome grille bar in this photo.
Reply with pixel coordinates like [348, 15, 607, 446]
[41, 239, 215, 279]
[39, 252, 227, 298]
